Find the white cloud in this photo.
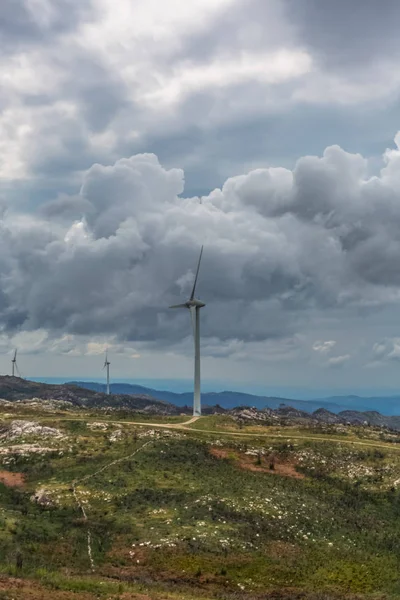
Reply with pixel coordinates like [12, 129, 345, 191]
[0, 329, 49, 354]
[313, 340, 336, 354]
[370, 338, 400, 365]
[141, 49, 312, 106]
[64, 218, 91, 244]
[293, 62, 400, 106]
[327, 354, 351, 367]
[85, 342, 108, 356]
[176, 269, 195, 295]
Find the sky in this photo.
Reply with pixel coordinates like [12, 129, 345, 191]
[2, 0, 400, 396]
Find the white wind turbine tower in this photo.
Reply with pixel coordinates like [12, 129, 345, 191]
[170, 246, 205, 417]
[103, 351, 111, 395]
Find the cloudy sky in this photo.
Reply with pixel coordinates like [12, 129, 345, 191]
[2, 0, 400, 396]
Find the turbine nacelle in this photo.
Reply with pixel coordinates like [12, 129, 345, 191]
[170, 298, 206, 309]
[103, 350, 110, 369]
[188, 299, 206, 308]
[11, 349, 20, 378]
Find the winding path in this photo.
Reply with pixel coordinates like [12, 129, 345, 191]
[71, 439, 154, 571]
[36, 414, 400, 451]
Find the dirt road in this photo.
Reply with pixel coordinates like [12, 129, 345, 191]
[11, 413, 400, 452]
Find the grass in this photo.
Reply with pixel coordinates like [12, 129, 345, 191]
[1, 409, 400, 598]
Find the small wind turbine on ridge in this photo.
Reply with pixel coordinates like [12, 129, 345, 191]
[11, 349, 20, 378]
[103, 350, 110, 395]
[170, 246, 205, 417]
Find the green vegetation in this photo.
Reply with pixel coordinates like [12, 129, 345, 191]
[1, 409, 400, 599]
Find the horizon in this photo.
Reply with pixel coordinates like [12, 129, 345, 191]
[27, 376, 400, 401]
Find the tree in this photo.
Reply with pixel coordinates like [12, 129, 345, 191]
[15, 549, 23, 571]
[268, 453, 275, 471]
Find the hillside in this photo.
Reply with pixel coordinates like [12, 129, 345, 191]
[234, 405, 400, 432]
[0, 376, 181, 414]
[1, 403, 400, 599]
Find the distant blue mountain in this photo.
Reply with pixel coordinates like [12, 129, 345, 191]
[312, 396, 400, 416]
[67, 381, 400, 415]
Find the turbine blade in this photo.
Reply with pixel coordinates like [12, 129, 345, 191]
[13, 349, 17, 361]
[190, 246, 203, 301]
[169, 303, 187, 309]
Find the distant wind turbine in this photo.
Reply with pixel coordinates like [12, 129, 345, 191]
[103, 351, 110, 395]
[11, 349, 21, 378]
[170, 246, 205, 417]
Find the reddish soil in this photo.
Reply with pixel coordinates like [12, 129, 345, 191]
[0, 576, 93, 599]
[210, 447, 305, 479]
[0, 575, 152, 599]
[0, 470, 25, 487]
[267, 540, 302, 560]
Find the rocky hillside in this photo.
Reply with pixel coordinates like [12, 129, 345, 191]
[232, 405, 400, 431]
[0, 376, 183, 415]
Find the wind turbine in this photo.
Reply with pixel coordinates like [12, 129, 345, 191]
[103, 351, 110, 395]
[170, 246, 205, 417]
[11, 349, 20, 377]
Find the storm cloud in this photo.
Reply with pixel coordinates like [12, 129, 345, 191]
[2, 0, 400, 387]
[0, 138, 400, 355]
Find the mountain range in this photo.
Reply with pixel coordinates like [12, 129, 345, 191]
[68, 381, 400, 416]
[1, 376, 400, 431]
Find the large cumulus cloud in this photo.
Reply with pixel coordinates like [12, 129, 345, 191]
[4, 0, 400, 207]
[2, 137, 400, 352]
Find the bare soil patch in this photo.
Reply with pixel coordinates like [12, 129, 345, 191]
[0, 576, 93, 599]
[267, 540, 302, 560]
[0, 470, 25, 487]
[210, 447, 305, 479]
[0, 575, 152, 600]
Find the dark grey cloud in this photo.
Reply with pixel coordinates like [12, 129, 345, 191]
[39, 194, 94, 221]
[21, 57, 134, 182]
[132, 92, 400, 196]
[169, 0, 293, 66]
[57, 54, 132, 133]
[284, 0, 400, 70]
[0, 0, 93, 50]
